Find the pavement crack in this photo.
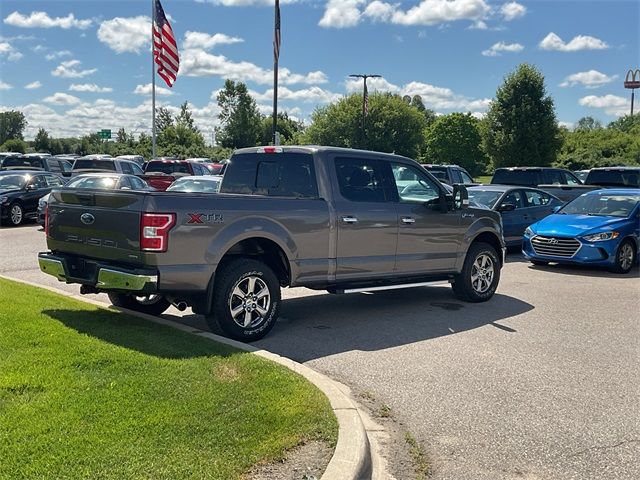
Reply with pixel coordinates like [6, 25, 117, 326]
[567, 439, 640, 458]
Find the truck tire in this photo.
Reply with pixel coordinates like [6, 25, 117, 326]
[107, 293, 171, 316]
[609, 239, 636, 274]
[452, 242, 501, 303]
[207, 259, 281, 342]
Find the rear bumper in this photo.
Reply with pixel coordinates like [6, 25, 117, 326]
[38, 252, 158, 293]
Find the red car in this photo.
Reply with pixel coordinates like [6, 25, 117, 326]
[142, 159, 209, 191]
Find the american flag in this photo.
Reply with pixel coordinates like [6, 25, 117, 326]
[153, 0, 179, 88]
[273, 0, 281, 63]
[363, 81, 369, 116]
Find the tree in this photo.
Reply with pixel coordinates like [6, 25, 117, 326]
[607, 114, 640, 133]
[424, 113, 488, 175]
[157, 102, 206, 157]
[258, 112, 304, 145]
[483, 64, 561, 168]
[33, 128, 51, 152]
[575, 116, 602, 132]
[0, 139, 27, 153]
[410, 95, 437, 127]
[0, 110, 28, 144]
[176, 101, 197, 132]
[303, 92, 426, 158]
[215, 79, 262, 149]
[156, 107, 174, 133]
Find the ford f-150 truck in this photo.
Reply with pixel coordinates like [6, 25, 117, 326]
[39, 146, 506, 341]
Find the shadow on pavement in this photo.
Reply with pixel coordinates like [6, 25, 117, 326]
[43, 308, 234, 359]
[176, 286, 534, 363]
[527, 262, 640, 279]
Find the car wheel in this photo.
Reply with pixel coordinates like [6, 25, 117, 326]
[8, 202, 24, 226]
[531, 260, 549, 266]
[107, 293, 171, 316]
[207, 259, 281, 342]
[452, 242, 501, 303]
[610, 239, 636, 274]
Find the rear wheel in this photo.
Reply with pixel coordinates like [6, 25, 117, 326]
[206, 259, 281, 342]
[107, 293, 171, 316]
[610, 240, 636, 274]
[452, 242, 501, 302]
[7, 202, 24, 226]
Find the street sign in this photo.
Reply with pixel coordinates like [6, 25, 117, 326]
[99, 129, 112, 139]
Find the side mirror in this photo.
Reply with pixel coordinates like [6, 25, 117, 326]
[552, 205, 562, 213]
[25, 184, 37, 191]
[498, 203, 516, 212]
[452, 183, 469, 210]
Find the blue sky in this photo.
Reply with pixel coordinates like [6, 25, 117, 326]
[0, 0, 638, 141]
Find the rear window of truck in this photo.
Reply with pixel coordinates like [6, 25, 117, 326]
[221, 153, 318, 198]
[2, 157, 45, 169]
[145, 162, 191, 175]
[73, 159, 117, 171]
[586, 169, 640, 187]
[492, 169, 540, 186]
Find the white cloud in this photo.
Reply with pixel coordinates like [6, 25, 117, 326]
[45, 50, 72, 61]
[539, 32, 609, 52]
[70, 83, 114, 93]
[25, 81, 42, 90]
[363, 1, 396, 22]
[391, 0, 490, 26]
[196, 0, 299, 5]
[97, 16, 150, 54]
[0, 41, 23, 61]
[133, 83, 174, 96]
[51, 59, 97, 78]
[579, 94, 628, 116]
[319, 0, 365, 28]
[4, 11, 92, 30]
[481, 41, 524, 56]
[181, 48, 328, 85]
[249, 86, 342, 104]
[345, 76, 401, 93]
[43, 92, 81, 105]
[560, 70, 618, 88]
[500, 2, 526, 21]
[0, 81, 13, 90]
[183, 31, 243, 50]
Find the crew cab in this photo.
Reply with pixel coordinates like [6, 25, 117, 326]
[142, 159, 209, 191]
[1, 155, 73, 179]
[39, 146, 506, 341]
[423, 164, 478, 186]
[538, 167, 640, 203]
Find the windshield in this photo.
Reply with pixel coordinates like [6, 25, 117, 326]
[467, 190, 504, 208]
[0, 174, 28, 190]
[2, 157, 43, 169]
[145, 162, 191, 175]
[585, 170, 640, 187]
[73, 159, 116, 171]
[167, 178, 221, 193]
[560, 193, 639, 217]
[66, 176, 119, 189]
[426, 167, 448, 181]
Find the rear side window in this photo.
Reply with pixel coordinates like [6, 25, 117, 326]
[73, 159, 117, 171]
[334, 157, 390, 203]
[44, 175, 63, 187]
[120, 162, 133, 174]
[47, 159, 61, 173]
[492, 169, 540, 186]
[525, 190, 552, 206]
[221, 153, 319, 198]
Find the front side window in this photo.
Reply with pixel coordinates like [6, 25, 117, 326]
[335, 157, 389, 203]
[460, 171, 474, 184]
[47, 159, 61, 172]
[391, 163, 441, 204]
[131, 163, 144, 175]
[500, 190, 526, 209]
[120, 162, 133, 174]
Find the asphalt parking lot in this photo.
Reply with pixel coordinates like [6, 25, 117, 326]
[1, 222, 639, 480]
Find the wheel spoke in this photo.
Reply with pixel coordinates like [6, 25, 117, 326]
[232, 285, 244, 300]
[243, 310, 253, 327]
[247, 277, 257, 295]
[255, 287, 269, 300]
[256, 305, 268, 317]
[231, 304, 244, 319]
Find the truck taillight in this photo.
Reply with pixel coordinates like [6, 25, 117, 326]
[140, 213, 175, 252]
[44, 205, 49, 236]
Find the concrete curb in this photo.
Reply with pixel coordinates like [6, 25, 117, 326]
[1, 274, 373, 480]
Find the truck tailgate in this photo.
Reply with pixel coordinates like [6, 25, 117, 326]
[47, 189, 147, 264]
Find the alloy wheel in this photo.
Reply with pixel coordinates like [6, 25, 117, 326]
[10, 204, 23, 225]
[471, 253, 494, 294]
[228, 276, 271, 329]
[619, 243, 634, 271]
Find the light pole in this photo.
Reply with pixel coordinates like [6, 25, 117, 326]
[624, 68, 639, 115]
[349, 74, 381, 146]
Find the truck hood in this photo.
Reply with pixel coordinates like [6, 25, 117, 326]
[532, 213, 627, 236]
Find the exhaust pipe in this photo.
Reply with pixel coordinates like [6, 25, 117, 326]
[172, 300, 188, 311]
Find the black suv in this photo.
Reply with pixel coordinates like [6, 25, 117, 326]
[0, 171, 64, 226]
[0, 155, 73, 179]
[423, 164, 478, 185]
[491, 167, 581, 187]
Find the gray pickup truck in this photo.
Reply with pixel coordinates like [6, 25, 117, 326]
[39, 146, 506, 341]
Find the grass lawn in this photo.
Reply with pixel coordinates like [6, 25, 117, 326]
[0, 278, 337, 479]
[476, 175, 493, 184]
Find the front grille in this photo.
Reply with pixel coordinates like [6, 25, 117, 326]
[531, 235, 581, 258]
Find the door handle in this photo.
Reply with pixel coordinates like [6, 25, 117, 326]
[401, 217, 416, 224]
[342, 216, 358, 224]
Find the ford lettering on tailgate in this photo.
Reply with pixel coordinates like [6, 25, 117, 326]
[66, 234, 118, 248]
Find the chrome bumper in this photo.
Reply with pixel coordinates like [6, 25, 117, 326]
[38, 253, 157, 292]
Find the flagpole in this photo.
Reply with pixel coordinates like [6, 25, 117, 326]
[151, 0, 157, 159]
[272, 0, 279, 145]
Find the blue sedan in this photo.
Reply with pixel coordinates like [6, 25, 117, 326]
[467, 186, 563, 246]
[523, 189, 640, 274]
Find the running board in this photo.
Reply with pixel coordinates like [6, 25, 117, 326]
[335, 280, 450, 294]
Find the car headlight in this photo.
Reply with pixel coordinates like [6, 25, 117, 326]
[583, 231, 619, 242]
[0, 196, 8, 204]
[524, 226, 534, 237]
